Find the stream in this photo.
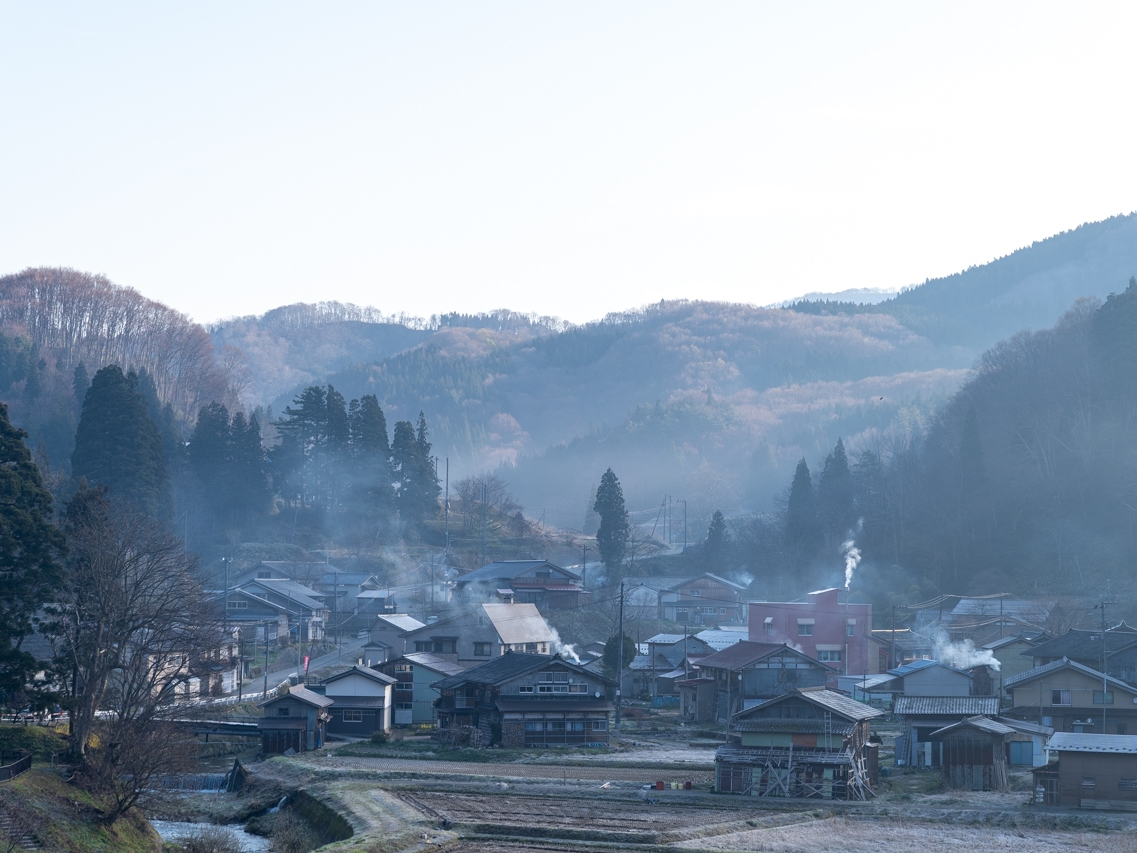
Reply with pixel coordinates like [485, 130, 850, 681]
[149, 819, 272, 851]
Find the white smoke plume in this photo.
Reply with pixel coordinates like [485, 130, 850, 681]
[548, 627, 580, 663]
[933, 631, 1001, 671]
[841, 540, 861, 591]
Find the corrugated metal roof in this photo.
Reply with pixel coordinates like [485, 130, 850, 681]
[666, 573, 749, 593]
[695, 629, 749, 651]
[458, 560, 581, 584]
[715, 743, 855, 766]
[931, 715, 1017, 738]
[481, 603, 556, 645]
[736, 688, 882, 724]
[398, 652, 467, 676]
[322, 665, 396, 686]
[893, 695, 1000, 716]
[888, 659, 971, 677]
[259, 685, 333, 708]
[374, 614, 426, 633]
[698, 641, 820, 672]
[1048, 732, 1137, 754]
[732, 718, 856, 735]
[1002, 657, 1137, 695]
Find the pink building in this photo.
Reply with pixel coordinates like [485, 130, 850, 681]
[748, 588, 876, 678]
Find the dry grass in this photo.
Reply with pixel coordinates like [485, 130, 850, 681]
[680, 815, 1137, 853]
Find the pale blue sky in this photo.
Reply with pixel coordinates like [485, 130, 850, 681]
[2, 3, 1135, 324]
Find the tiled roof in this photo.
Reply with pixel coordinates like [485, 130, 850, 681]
[1025, 626, 1137, 662]
[666, 573, 749, 593]
[695, 629, 749, 651]
[893, 695, 1000, 716]
[459, 560, 580, 584]
[698, 641, 822, 672]
[396, 652, 466, 676]
[888, 659, 971, 677]
[1002, 657, 1137, 696]
[432, 652, 552, 690]
[736, 688, 882, 724]
[1048, 732, 1137, 753]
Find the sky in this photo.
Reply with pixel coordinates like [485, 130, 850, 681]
[2, 3, 1137, 326]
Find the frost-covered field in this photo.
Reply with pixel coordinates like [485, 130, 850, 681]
[679, 816, 1136, 853]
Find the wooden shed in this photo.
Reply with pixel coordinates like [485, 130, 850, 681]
[931, 715, 1013, 791]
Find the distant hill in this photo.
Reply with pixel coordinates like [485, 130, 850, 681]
[790, 213, 1137, 347]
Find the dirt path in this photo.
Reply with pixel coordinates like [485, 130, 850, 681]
[314, 754, 715, 785]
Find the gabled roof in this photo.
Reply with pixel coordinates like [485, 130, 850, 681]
[322, 665, 396, 686]
[393, 652, 467, 676]
[357, 589, 395, 600]
[695, 629, 749, 651]
[870, 629, 936, 652]
[1024, 626, 1137, 662]
[888, 659, 971, 678]
[432, 652, 608, 691]
[666, 573, 748, 593]
[241, 578, 325, 610]
[931, 715, 1017, 738]
[995, 717, 1053, 737]
[317, 571, 378, 587]
[698, 641, 834, 673]
[372, 613, 426, 633]
[1048, 732, 1137, 754]
[893, 695, 1000, 716]
[734, 687, 882, 724]
[480, 603, 555, 645]
[646, 633, 692, 644]
[1002, 657, 1137, 696]
[458, 560, 580, 585]
[259, 685, 333, 709]
[983, 632, 1048, 651]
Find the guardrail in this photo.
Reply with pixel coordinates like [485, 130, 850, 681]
[0, 752, 31, 782]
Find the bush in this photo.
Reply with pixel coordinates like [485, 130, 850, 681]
[370, 731, 389, 745]
[272, 812, 318, 853]
[181, 825, 243, 853]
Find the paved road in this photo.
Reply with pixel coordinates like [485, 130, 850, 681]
[229, 637, 368, 701]
[318, 755, 714, 785]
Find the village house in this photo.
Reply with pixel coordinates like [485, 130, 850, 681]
[693, 641, 834, 723]
[749, 588, 874, 678]
[376, 652, 466, 726]
[715, 687, 882, 799]
[893, 695, 1001, 767]
[1026, 625, 1137, 687]
[930, 715, 1053, 789]
[363, 614, 426, 666]
[1002, 657, 1137, 735]
[641, 633, 715, 698]
[319, 665, 395, 737]
[432, 653, 614, 748]
[312, 569, 389, 635]
[879, 659, 974, 697]
[659, 574, 749, 625]
[222, 578, 328, 645]
[911, 596, 1048, 647]
[258, 686, 332, 754]
[1034, 732, 1137, 808]
[399, 602, 556, 667]
[983, 631, 1049, 698]
[870, 627, 935, 671]
[454, 560, 589, 609]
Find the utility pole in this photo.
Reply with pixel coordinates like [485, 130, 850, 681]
[444, 458, 450, 562]
[263, 623, 269, 698]
[681, 500, 687, 551]
[1099, 589, 1112, 732]
[581, 544, 588, 588]
[482, 482, 488, 567]
[615, 582, 625, 730]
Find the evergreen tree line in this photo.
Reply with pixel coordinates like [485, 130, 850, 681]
[719, 281, 1137, 609]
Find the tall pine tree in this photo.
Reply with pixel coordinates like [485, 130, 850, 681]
[594, 468, 630, 572]
[0, 403, 65, 705]
[818, 438, 855, 543]
[785, 458, 821, 556]
[703, 509, 729, 568]
[71, 365, 172, 521]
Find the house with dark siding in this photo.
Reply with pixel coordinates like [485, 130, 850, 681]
[1003, 657, 1137, 735]
[433, 653, 614, 748]
[376, 652, 466, 726]
[659, 574, 749, 625]
[258, 686, 332, 754]
[1034, 732, 1137, 808]
[693, 641, 833, 723]
[321, 665, 395, 737]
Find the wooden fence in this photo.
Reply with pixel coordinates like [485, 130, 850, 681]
[0, 752, 31, 782]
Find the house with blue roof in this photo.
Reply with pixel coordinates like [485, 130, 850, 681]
[882, 659, 973, 697]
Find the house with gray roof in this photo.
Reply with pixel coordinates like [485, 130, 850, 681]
[455, 560, 588, 609]
[1035, 732, 1137, 807]
[432, 653, 614, 748]
[1026, 624, 1137, 686]
[893, 695, 1001, 768]
[660, 574, 749, 625]
[399, 602, 556, 667]
[694, 641, 833, 722]
[258, 685, 332, 753]
[376, 652, 466, 726]
[716, 687, 882, 798]
[1003, 657, 1137, 735]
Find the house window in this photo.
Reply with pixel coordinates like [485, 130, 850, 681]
[227, 600, 247, 609]
[553, 672, 568, 683]
[414, 642, 430, 652]
[1094, 691, 1115, 705]
[798, 624, 813, 637]
[766, 623, 773, 637]
[525, 643, 538, 653]
[278, 707, 290, 716]
[1041, 716, 1053, 727]
[1119, 779, 1137, 791]
[395, 664, 413, 673]
[569, 684, 587, 693]
[1082, 777, 1096, 790]
[592, 720, 608, 731]
[396, 702, 413, 710]
[540, 672, 553, 682]
[846, 624, 855, 637]
[1051, 690, 1072, 706]
[518, 685, 534, 693]
[818, 650, 842, 662]
[342, 710, 363, 723]
[536, 571, 550, 579]
[258, 571, 271, 578]
[474, 643, 492, 657]
[691, 589, 701, 596]
[524, 721, 541, 731]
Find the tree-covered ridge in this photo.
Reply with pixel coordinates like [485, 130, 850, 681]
[789, 213, 1137, 348]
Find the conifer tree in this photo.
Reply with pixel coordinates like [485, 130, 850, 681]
[818, 437, 855, 542]
[785, 457, 820, 555]
[72, 362, 89, 403]
[704, 509, 729, 567]
[594, 468, 630, 571]
[71, 365, 172, 521]
[0, 403, 65, 704]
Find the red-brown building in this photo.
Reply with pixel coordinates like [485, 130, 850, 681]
[749, 588, 874, 677]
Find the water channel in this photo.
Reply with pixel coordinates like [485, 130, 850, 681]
[149, 819, 272, 852]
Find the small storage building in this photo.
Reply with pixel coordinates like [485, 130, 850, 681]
[258, 686, 332, 754]
[931, 716, 1014, 791]
[1040, 732, 1137, 809]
